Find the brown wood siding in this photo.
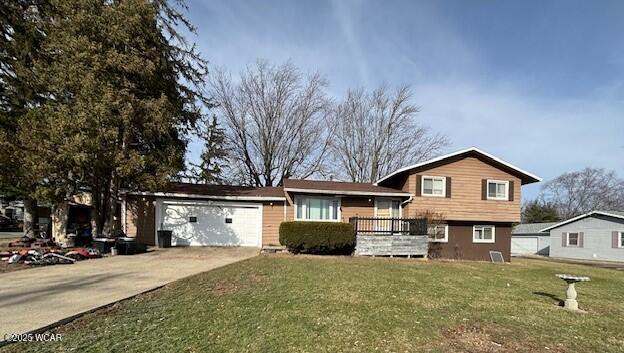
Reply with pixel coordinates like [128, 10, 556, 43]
[340, 196, 375, 222]
[262, 201, 285, 246]
[428, 222, 512, 261]
[396, 157, 521, 222]
[125, 195, 156, 246]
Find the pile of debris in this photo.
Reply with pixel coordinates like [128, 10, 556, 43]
[1, 247, 101, 267]
[1, 234, 102, 267]
[7, 237, 55, 249]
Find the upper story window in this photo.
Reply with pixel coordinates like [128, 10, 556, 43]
[487, 180, 509, 200]
[422, 176, 446, 197]
[295, 196, 340, 221]
[429, 224, 448, 242]
[473, 225, 495, 243]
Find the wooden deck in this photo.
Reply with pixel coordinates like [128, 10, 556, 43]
[350, 217, 429, 257]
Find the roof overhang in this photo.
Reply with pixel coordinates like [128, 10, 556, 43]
[374, 147, 542, 186]
[283, 187, 411, 198]
[539, 211, 624, 232]
[123, 191, 286, 202]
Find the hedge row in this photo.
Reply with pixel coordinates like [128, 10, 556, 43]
[279, 221, 355, 255]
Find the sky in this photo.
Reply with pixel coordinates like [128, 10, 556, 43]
[183, 0, 624, 201]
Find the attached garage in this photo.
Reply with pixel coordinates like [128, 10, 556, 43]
[123, 183, 286, 247]
[159, 201, 262, 247]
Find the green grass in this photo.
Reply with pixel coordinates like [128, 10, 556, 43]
[4, 256, 624, 353]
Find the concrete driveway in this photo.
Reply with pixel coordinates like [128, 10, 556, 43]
[0, 247, 258, 339]
[0, 231, 21, 239]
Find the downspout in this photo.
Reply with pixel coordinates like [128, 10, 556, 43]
[400, 195, 413, 208]
[399, 195, 413, 219]
[283, 200, 287, 221]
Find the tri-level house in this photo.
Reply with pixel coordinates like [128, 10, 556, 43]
[64, 147, 540, 261]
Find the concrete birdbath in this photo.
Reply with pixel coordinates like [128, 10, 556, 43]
[555, 274, 590, 311]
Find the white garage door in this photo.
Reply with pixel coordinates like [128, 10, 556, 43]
[160, 201, 261, 247]
[511, 237, 539, 255]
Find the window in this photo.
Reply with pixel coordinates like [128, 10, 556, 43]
[375, 198, 401, 218]
[487, 180, 509, 200]
[473, 225, 495, 243]
[295, 196, 340, 221]
[567, 232, 579, 246]
[429, 224, 448, 242]
[422, 176, 446, 197]
[620, 232, 624, 248]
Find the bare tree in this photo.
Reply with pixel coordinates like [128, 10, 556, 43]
[330, 85, 448, 183]
[539, 168, 624, 219]
[209, 61, 333, 186]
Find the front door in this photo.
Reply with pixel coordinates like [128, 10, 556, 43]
[375, 198, 401, 233]
[375, 198, 400, 218]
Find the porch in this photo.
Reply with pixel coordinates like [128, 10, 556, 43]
[349, 217, 429, 257]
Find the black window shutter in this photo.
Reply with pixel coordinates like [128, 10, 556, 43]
[415, 175, 422, 196]
[481, 179, 487, 200]
[508, 181, 514, 201]
[445, 177, 452, 198]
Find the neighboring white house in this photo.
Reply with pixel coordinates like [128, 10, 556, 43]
[541, 211, 624, 262]
[511, 222, 555, 256]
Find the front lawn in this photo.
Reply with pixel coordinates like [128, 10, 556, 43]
[4, 256, 623, 353]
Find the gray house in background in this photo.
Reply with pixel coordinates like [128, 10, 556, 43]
[511, 222, 555, 256]
[541, 211, 624, 262]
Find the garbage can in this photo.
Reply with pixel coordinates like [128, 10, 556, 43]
[116, 237, 147, 255]
[157, 230, 172, 248]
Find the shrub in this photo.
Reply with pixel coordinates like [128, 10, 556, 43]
[279, 221, 355, 255]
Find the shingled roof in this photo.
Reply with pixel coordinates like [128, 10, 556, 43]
[512, 222, 557, 235]
[282, 178, 410, 196]
[164, 183, 285, 198]
[127, 182, 285, 200]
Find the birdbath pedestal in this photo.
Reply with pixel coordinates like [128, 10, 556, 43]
[555, 274, 590, 311]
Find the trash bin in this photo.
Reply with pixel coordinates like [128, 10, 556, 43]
[157, 230, 172, 248]
[92, 238, 117, 254]
[116, 237, 147, 255]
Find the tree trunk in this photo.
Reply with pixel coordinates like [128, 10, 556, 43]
[92, 184, 103, 238]
[102, 171, 120, 237]
[23, 197, 38, 237]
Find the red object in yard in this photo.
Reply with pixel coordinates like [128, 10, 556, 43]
[66, 248, 90, 259]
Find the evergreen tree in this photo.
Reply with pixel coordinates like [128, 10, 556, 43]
[191, 115, 228, 184]
[0, 0, 51, 235]
[521, 200, 561, 223]
[11, 0, 210, 236]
